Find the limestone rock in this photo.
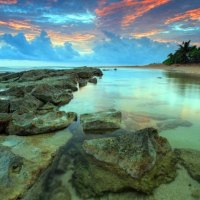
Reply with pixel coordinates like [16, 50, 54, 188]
[73, 128, 177, 198]
[32, 84, 73, 105]
[80, 109, 122, 133]
[7, 111, 77, 135]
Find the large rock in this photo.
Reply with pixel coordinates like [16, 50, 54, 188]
[0, 113, 12, 134]
[89, 77, 97, 84]
[73, 128, 177, 198]
[80, 109, 122, 133]
[7, 111, 77, 135]
[175, 148, 200, 182]
[10, 94, 43, 114]
[79, 79, 87, 87]
[32, 84, 73, 105]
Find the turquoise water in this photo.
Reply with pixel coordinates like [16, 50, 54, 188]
[61, 68, 200, 150]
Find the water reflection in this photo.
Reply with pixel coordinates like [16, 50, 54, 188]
[165, 71, 200, 96]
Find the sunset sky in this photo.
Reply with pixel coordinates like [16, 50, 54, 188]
[0, 0, 199, 65]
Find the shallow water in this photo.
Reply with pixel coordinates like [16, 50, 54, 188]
[60, 68, 200, 151]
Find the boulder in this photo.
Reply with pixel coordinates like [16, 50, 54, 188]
[80, 109, 122, 133]
[78, 79, 87, 87]
[7, 111, 77, 135]
[0, 113, 12, 134]
[175, 148, 200, 182]
[89, 77, 97, 84]
[32, 84, 73, 105]
[73, 128, 177, 198]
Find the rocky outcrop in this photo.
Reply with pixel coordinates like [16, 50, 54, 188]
[89, 77, 97, 84]
[175, 148, 200, 182]
[73, 128, 177, 198]
[7, 111, 77, 136]
[78, 79, 87, 87]
[32, 84, 73, 106]
[80, 109, 122, 133]
[0, 98, 10, 113]
[10, 94, 43, 113]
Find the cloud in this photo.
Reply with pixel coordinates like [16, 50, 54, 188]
[0, 31, 79, 61]
[165, 8, 200, 24]
[0, 0, 17, 4]
[88, 31, 176, 65]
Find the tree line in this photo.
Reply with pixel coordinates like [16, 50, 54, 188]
[163, 41, 200, 65]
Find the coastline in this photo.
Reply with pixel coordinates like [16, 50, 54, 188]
[100, 64, 200, 76]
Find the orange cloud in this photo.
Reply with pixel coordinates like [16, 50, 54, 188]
[122, 0, 170, 27]
[165, 8, 200, 24]
[0, 0, 17, 4]
[96, 0, 170, 27]
[0, 20, 40, 32]
[132, 29, 161, 38]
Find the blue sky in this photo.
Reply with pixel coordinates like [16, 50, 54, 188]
[0, 0, 199, 65]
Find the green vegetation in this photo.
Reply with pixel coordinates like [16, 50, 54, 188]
[163, 41, 200, 65]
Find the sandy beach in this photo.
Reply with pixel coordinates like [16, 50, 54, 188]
[108, 64, 200, 76]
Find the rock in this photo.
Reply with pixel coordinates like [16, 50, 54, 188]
[7, 111, 77, 135]
[0, 146, 24, 187]
[89, 77, 97, 84]
[157, 119, 193, 131]
[0, 86, 30, 97]
[0, 128, 72, 200]
[80, 109, 122, 133]
[78, 79, 87, 87]
[0, 113, 12, 134]
[0, 98, 10, 113]
[73, 128, 177, 198]
[32, 84, 73, 105]
[10, 94, 43, 114]
[175, 148, 200, 182]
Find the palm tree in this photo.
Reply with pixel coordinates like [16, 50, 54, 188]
[176, 40, 191, 63]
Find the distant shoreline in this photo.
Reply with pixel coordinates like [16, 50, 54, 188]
[100, 64, 200, 76]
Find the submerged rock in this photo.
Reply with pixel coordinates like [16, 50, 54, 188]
[73, 128, 177, 198]
[80, 109, 122, 133]
[7, 111, 77, 135]
[157, 119, 192, 131]
[32, 84, 73, 106]
[0, 128, 72, 200]
[175, 148, 200, 182]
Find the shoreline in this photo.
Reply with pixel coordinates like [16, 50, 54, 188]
[100, 63, 200, 76]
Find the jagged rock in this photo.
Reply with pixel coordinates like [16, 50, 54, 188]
[0, 113, 12, 134]
[73, 128, 177, 198]
[32, 84, 73, 105]
[175, 148, 200, 182]
[79, 79, 87, 87]
[10, 94, 43, 114]
[0, 98, 10, 113]
[7, 111, 77, 135]
[157, 119, 192, 131]
[89, 77, 97, 84]
[80, 109, 122, 133]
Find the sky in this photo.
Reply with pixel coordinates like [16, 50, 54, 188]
[0, 0, 200, 66]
